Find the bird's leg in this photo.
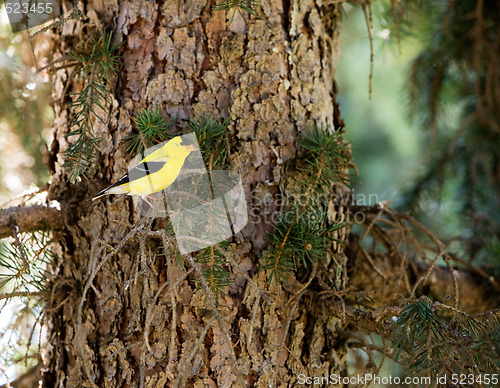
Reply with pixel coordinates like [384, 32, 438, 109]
[141, 193, 157, 212]
[141, 193, 167, 216]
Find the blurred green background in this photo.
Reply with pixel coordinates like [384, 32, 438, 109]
[337, 3, 423, 203]
[336, 3, 472, 258]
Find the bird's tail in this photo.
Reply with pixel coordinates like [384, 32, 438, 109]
[92, 191, 108, 201]
[92, 185, 130, 201]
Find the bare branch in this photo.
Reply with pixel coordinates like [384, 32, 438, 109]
[0, 205, 63, 239]
[318, 297, 398, 340]
[346, 204, 500, 314]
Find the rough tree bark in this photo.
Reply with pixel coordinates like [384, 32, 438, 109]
[42, 0, 348, 387]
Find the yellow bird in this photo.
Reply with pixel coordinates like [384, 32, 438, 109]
[92, 136, 197, 204]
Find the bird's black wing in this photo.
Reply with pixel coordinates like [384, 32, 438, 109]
[116, 160, 167, 186]
[93, 161, 167, 197]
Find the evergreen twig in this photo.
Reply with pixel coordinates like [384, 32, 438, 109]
[195, 242, 232, 301]
[188, 114, 231, 170]
[393, 297, 500, 377]
[63, 30, 122, 182]
[0, 231, 56, 296]
[262, 124, 351, 284]
[122, 108, 175, 155]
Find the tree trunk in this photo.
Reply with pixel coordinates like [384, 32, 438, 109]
[43, 1, 348, 386]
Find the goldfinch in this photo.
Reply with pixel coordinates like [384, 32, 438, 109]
[92, 136, 198, 203]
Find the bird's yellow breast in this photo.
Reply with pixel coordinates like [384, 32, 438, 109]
[127, 163, 179, 196]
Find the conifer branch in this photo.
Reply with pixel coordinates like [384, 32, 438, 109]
[262, 124, 351, 284]
[0, 230, 57, 296]
[63, 30, 122, 182]
[189, 114, 231, 169]
[347, 204, 500, 313]
[392, 298, 500, 377]
[122, 108, 175, 155]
